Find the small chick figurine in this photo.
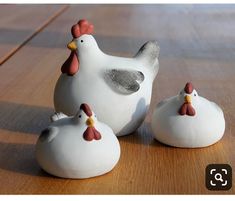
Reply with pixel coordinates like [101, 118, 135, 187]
[151, 82, 225, 148]
[36, 103, 120, 179]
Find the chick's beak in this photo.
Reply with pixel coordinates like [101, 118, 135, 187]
[67, 40, 77, 51]
[86, 117, 94, 127]
[184, 95, 191, 104]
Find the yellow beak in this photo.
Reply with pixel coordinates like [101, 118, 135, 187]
[185, 95, 191, 104]
[86, 117, 94, 127]
[67, 40, 77, 51]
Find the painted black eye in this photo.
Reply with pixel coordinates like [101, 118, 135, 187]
[194, 94, 196, 96]
[78, 115, 82, 118]
[80, 40, 83, 43]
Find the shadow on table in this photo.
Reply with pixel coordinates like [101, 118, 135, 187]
[111, 98, 168, 148]
[118, 121, 169, 148]
[0, 101, 54, 134]
[0, 141, 53, 177]
[0, 101, 60, 177]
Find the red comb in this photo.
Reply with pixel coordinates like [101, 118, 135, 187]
[184, 82, 194, 94]
[71, 19, 94, 38]
[80, 103, 92, 117]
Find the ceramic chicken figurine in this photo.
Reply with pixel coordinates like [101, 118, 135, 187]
[36, 103, 120, 179]
[151, 82, 225, 148]
[54, 19, 160, 136]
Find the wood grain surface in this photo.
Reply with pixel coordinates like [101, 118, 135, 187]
[0, 4, 234, 194]
[0, 5, 68, 65]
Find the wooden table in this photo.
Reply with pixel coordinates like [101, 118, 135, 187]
[0, 4, 234, 194]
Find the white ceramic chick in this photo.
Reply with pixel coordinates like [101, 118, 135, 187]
[151, 82, 225, 148]
[54, 19, 160, 136]
[36, 103, 120, 179]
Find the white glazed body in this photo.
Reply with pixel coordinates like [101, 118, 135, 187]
[54, 53, 154, 136]
[151, 96, 225, 148]
[36, 118, 120, 179]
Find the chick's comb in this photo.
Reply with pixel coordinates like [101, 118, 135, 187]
[80, 103, 92, 117]
[184, 82, 194, 94]
[71, 19, 94, 38]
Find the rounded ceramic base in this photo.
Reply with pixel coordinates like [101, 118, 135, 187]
[154, 136, 223, 148]
[36, 122, 120, 179]
[151, 99, 225, 148]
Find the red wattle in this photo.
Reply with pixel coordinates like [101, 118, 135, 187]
[83, 127, 102, 141]
[187, 104, 196, 116]
[93, 129, 101, 140]
[179, 103, 196, 116]
[83, 127, 94, 141]
[61, 51, 79, 76]
[179, 103, 188, 115]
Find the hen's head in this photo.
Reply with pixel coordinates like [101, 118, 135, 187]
[61, 19, 98, 76]
[178, 82, 198, 116]
[178, 82, 198, 104]
[67, 19, 98, 53]
[75, 103, 97, 125]
[74, 103, 101, 141]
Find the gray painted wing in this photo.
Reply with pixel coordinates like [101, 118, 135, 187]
[103, 69, 145, 95]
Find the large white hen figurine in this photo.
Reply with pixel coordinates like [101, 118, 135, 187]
[54, 19, 160, 136]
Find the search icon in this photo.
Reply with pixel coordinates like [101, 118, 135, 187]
[214, 173, 223, 182]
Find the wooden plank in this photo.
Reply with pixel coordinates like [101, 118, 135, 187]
[0, 5, 234, 194]
[0, 5, 68, 65]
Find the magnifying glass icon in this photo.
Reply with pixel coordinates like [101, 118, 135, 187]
[214, 173, 223, 182]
